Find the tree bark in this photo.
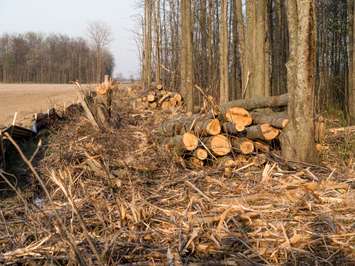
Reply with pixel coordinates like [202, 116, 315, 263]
[220, 93, 288, 112]
[219, 0, 229, 104]
[350, 0, 355, 124]
[180, 0, 194, 112]
[281, 0, 318, 163]
[143, 0, 153, 91]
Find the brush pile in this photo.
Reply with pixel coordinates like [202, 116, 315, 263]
[136, 84, 183, 111]
[0, 86, 354, 265]
[159, 94, 290, 169]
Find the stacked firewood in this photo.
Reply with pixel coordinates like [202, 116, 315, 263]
[159, 94, 289, 168]
[136, 85, 183, 111]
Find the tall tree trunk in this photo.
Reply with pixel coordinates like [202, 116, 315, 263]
[154, 0, 162, 84]
[281, 0, 318, 163]
[219, 0, 229, 104]
[234, 0, 245, 99]
[350, 0, 355, 124]
[245, 0, 256, 98]
[143, 0, 153, 91]
[180, 0, 194, 112]
[254, 0, 270, 97]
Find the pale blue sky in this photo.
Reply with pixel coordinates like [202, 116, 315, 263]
[0, 0, 141, 78]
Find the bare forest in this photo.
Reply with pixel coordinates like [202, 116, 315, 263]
[0, 0, 354, 265]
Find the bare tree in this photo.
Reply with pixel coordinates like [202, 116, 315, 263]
[87, 21, 113, 83]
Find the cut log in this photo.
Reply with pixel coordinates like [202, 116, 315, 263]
[161, 101, 172, 110]
[188, 157, 204, 168]
[166, 132, 199, 155]
[251, 111, 289, 129]
[246, 124, 279, 141]
[225, 107, 252, 128]
[169, 97, 178, 107]
[173, 93, 182, 103]
[202, 135, 231, 156]
[193, 118, 221, 136]
[160, 117, 186, 137]
[159, 116, 220, 137]
[149, 102, 158, 109]
[159, 92, 172, 105]
[230, 137, 254, 155]
[193, 148, 208, 161]
[214, 156, 236, 168]
[157, 84, 163, 90]
[147, 94, 156, 102]
[329, 125, 355, 134]
[142, 96, 147, 102]
[222, 122, 245, 135]
[254, 141, 271, 153]
[220, 93, 288, 112]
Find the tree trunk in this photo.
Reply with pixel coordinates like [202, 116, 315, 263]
[281, 0, 318, 163]
[235, 0, 245, 95]
[219, 0, 229, 104]
[245, 0, 256, 98]
[350, 0, 355, 124]
[180, 0, 194, 112]
[143, 0, 153, 91]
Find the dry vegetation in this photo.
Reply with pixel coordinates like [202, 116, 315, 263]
[0, 85, 354, 265]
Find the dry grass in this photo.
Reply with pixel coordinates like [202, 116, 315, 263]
[0, 86, 354, 265]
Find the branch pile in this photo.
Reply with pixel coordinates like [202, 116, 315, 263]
[159, 94, 289, 169]
[136, 84, 183, 111]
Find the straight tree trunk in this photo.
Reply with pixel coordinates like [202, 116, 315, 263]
[281, 0, 318, 163]
[219, 0, 229, 104]
[180, 0, 194, 112]
[254, 0, 270, 97]
[350, 0, 355, 124]
[155, 0, 162, 84]
[235, 0, 245, 97]
[143, 0, 153, 91]
[245, 0, 256, 98]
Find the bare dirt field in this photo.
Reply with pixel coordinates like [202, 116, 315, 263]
[0, 83, 92, 127]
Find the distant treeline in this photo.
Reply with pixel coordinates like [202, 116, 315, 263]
[0, 32, 114, 83]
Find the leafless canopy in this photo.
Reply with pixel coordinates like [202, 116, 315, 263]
[87, 21, 113, 49]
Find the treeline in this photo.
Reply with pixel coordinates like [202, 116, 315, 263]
[141, 0, 354, 123]
[0, 32, 114, 83]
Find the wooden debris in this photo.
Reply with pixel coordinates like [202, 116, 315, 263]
[202, 135, 231, 156]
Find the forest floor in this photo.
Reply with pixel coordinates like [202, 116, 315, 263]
[0, 85, 354, 265]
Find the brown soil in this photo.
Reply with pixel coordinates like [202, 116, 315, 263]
[0, 84, 88, 127]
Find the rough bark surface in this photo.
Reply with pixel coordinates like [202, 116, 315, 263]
[281, 0, 318, 163]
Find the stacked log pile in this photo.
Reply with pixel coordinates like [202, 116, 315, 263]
[136, 84, 183, 111]
[159, 94, 289, 169]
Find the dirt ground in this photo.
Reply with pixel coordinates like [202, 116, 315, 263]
[0, 83, 91, 127]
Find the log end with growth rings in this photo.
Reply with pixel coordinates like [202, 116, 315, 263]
[183, 132, 199, 151]
[260, 124, 280, 141]
[206, 119, 221, 136]
[209, 135, 231, 156]
[225, 107, 252, 126]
